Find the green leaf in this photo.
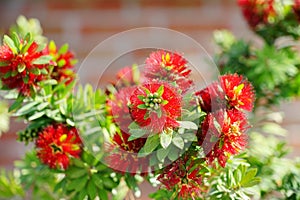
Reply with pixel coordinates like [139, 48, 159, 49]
[66, 176, 88, 192]
[128, 129, 148, 141]
[137, 104, 147, 109]
[156, 85, 164, 96]
[139, 134, 160, 156]
[32, 55, 52, 65]
[181, 133, 197, 142]
[14, 101, 39, 116]
[172, 136, 184, 149]
[11, 32, 20, 49]
[124, 173, 138, 190]
[160, 129, 173, 149]
[57, 59, 66, 67]
[3, 35, 18, 54]
[53, 178, 67, 193]
[137, 95, 144, 101]
[77, 189, 87, 200]
[241, 177, 261, 187]
[240, 168, 258, 187]
[87, 180, 97, 200]
[102, 176, 117, 189]
[36, 102, 49, 111]
[167, 145, 180, 161]
[99, 190, 109, 200]
[30, 67, 41, 75]
[28, 111, 45, 121]
[8, 96, 25, 112]
[23, 76, 29, 84]
[156, 146, 170, 162]
[91, 175, 103, 189]
[128, 122, 140, 129]
[21, 33, 33, 54]
[66, 118, 75, 126]
[66, 167, 87, 179]
[178, 121, 198, 130]
[58, 43, 69, 55]
[48, 40, 56, 52]
[17, 64, 26, 73]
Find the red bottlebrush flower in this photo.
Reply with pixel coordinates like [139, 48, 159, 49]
[129, 81, 182, 133]
[220, 74, 255, 112]
[195, 82, 226, 113]
[106, 87, 136, 133]
[45, 41, 76, 85]
[195, 74, 254, 112]
[237, 0, 276, 29]
[144, 50, 193, 93]
[0, 39, 50, 96]
[106, 131, 149, 174]
[36, 124, 82, 169]
[157, 155, 204, 199]
[198, 109, 249, 167]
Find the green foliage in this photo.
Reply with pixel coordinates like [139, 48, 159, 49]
[0, 169, 24, 199]
[14, 151, 65, 200]
[213, 26, 300, 199]
[209, 162, 260, 200]
[0, 101, 9, 137]
[279, 163, 300, 200]
[149, 188, 174, 200]
[57, 150, 120, 200]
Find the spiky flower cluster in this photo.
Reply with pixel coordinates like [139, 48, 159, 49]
[105, 50, 255, 196]
[35, 123, 82, 169]
[157, 155, 204, 199]
[145, 51, 193, 93]
[129, 82, 182, 133]
[196, 74, 254, 167]
[44, 41, 77, 85]
[237, 0, 276, 29]
[0, 34, 76, 96]
[106, 131, 149, 175]
[0, 39, 50, 96]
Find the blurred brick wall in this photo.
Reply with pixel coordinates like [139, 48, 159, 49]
[0, 0, 299, 197]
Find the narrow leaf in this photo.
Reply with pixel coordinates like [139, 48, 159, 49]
[160, 130, 173, 149]
[172, 136, 184, 149]
[3, 35, 18, 54]
[32, 55, 52, 65]
[178, 121, 198, 130]
[156, 85, 164, 96]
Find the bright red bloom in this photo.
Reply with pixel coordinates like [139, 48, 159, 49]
[198, 109, 249, 167]
[157, 155, 204, 199]
[195, 74, 254, 112]
[0, 41, 50, 96]
[107, 87, 135, 133]
[220, 74, 255, 111]
[237, 0, 276, 29]
[195, 82, 226, 112]
[106, 131, 149, 174]
[36, 124, 82, 169]
[45, 41, 76, 85]
[144, 50, 193, 93]
[129, 81, 182, 133]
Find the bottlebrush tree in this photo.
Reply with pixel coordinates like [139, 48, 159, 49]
[0, 0, 300, 199]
